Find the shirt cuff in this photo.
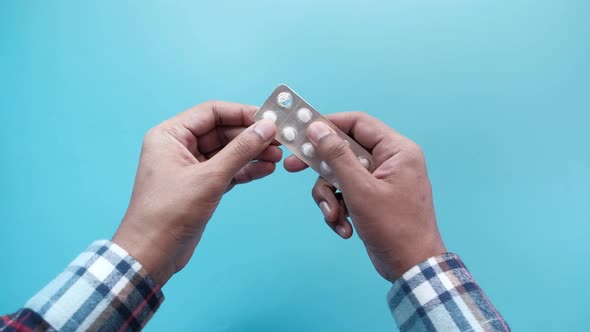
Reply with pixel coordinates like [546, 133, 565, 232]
[387, 253, 510, 332]
[24, 240, 165, 331]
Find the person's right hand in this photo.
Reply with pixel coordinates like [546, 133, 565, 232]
[284, 112, 447, 283]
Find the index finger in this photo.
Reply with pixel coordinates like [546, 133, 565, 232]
[171, 100, 259, 137]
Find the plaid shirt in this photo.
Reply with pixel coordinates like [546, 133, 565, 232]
[1, 242, 508, 331]
[388, 253, 510, 331]
[1, 241, 164, 332]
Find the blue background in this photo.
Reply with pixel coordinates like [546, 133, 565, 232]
[1, 1, 588, 331]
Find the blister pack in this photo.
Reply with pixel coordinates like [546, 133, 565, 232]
[253, 84, 374, 188]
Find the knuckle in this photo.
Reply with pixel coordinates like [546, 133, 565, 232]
[197, 100, 222, 119]
[237, 165, 256, 183]
[145, 122, 185, 142]
[143, 125, 165, 143]
[408, 141, 425, 157]
[232, 136, 255, 158]
[325, 140, 350, 161]
[402, 141, 426, 167]
[311, 185, 323, 202]
[352, 111, 369, 118]
[201, 100, 218, 108]
[165, 124, 184, 138]
[351, 111, 372, 123]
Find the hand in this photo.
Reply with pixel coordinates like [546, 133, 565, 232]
[113, 101, 280, 285]
[284, 112, 446, 282]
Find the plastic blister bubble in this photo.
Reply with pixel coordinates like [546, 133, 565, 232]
[254, 84, 374, 188]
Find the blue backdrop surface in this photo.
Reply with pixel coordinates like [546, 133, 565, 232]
[1, 1, 588, 331]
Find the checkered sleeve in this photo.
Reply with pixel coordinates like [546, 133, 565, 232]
[387, 253, 510, 332]
[19, 240, 164, 331]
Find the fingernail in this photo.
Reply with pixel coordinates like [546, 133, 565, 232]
[254, 120, 276, 141]
[307, 122, 333, 143]
[319, 201, 331, 218]
[336, 225, 347, 238]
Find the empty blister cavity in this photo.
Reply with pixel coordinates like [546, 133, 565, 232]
[320, 161, 332, 174]
[262, 110, 277, 123]
[277, 92, 293, 108]
[282, 126, 297, 142]
[358, 157, 370, 169]
[301, 142, 315, 157]
[297, 108, 312, 123]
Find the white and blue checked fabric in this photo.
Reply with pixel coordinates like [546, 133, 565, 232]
[388, 253, 510, 331]
[2, 243, 508, 331]
[23, 240, 164, 332]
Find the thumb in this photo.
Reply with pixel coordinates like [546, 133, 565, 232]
[307, 121, 369, 190]
[208, 119, 276, 177]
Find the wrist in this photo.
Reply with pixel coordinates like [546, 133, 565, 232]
[393, 245, 447, 281]
[382, 236, 447, 283]
[112, 223, 176, 286]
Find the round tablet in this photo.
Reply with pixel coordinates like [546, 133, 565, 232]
[282, 127, 297, 142]
[358, 156, 370, 169]
[276, 92, 293, 108]
[320, 161, 332, 174]
[262, 110, 277, 123]
[301, 142, 315, 157]
[296, 108, 312, 123]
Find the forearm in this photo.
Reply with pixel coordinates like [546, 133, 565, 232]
[1, 241, 164, 331]
[387, 253, 509, 332]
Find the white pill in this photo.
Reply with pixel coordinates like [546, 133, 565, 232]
[277, 92, 293, 108]
[296, 108, 312, 123]
[320, 161, 332, 174]
[301, 142, 315, 157]
[282, 127, 297, 141]
[358, 156, 370, 169]
[262, 110, 277, 123]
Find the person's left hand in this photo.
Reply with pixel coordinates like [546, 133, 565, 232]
[112, 101, 280, 285]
